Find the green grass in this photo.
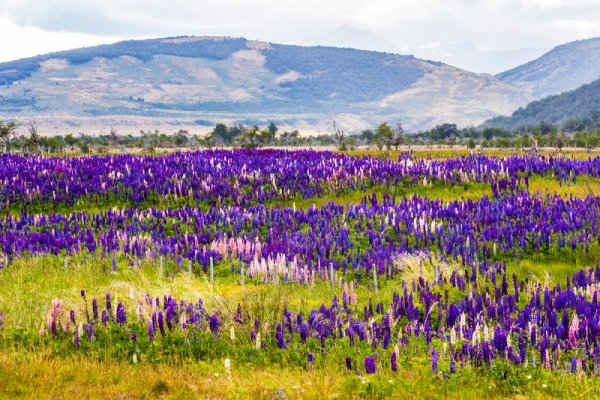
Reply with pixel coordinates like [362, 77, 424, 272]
[2, 349, 599, 399]
[348, 148, 600, 161]
[0, 248, 597, 399]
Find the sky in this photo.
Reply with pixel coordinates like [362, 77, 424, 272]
[1, 0, 600, 72]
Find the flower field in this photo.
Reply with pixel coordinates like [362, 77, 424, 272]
[1, 149, 600, 399]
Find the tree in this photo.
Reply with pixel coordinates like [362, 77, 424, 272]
[332, 120, 347, 151]
[431, 123, 458, 141]
[267, 122, 279, 138]
[238, 125, 272, 148]
[0, 119, 18, 153]
[211, 123, 230, 145]
[375, 122, 394, 150]
[392, 123, 404, 150]
[64, 134, 79, 149]
[360, 129, 374, 144]
[110, 127, 119, 147]
[27, 119, 41, 154]
[173, 130, 189, 147]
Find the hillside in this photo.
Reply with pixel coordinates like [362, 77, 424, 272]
[0, 36, 530, 133]
[496, 37, 600, 99]
[485, 77, 600, 130]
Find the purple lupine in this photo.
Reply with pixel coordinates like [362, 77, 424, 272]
[80, 289, 86, 298]
[105, 292, 112, 315]
[101, 310, 109, 325]
[364, 356, 376, 374]
[92, 298, 98, 320]
[307, 352, 314, 365]
[391, 352, 397, 372]
[51, 321, 57, 338]
[158, 311, 166, 336]
[571, 356, 578, 373]
[346, 356, 352, 371]
[147, 320, 155, 342]
[209, 313, 220, 335]
[131, 331, 137, 344]
[431, 349, 438, 373]
[116, 303, 126, 325]
[69, 310, 76, 324]
[74, 329, 80, 349]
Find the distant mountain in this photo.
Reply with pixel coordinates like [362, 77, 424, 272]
[311, 25, 398, 53]
[496, 37, 600, 99]
[0, 36, 530, 134]
[402, 41, 548, 75]
[485, 77, 600, 130]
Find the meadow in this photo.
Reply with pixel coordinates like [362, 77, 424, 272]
[1, 148, 600, 399]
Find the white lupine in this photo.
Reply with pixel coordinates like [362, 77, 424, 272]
[255, 332, 262, 350]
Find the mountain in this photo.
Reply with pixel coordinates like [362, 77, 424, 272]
[310, 25, 398, 54]
[0, 36, 530, 134]
[485, 77, 600, 130]
[402, 41, 548, 75]
[496, 37, 600, 99]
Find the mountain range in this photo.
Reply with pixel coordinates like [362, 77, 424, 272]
[0, 35, 598, 134]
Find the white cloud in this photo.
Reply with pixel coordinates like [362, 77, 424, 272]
[0, 16, 121, 62]
[1, 0, 600, 66]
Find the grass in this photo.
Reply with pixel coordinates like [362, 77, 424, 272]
[348, 148, 600, 161]
[1, 149, 600, 399]
[2, 349, 600, 399]
[528, 175, 600, 198]
[0, 246, 597, 399]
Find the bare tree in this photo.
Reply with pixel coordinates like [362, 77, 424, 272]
[332, 120, 347, 151]
[27, 119, 42, 155]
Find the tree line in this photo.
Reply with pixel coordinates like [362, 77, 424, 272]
[1, 117, 599, 155]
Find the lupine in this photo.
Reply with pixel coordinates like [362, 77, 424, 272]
[431, 349, 438, 373]
[116, 303, 126, 325]
[147, 320, 155, 341]
[105, 293, 112, 315]
[364, 356, 376, 374]
[209, 313, 220, 335]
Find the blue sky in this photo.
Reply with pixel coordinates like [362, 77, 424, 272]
[1, 0, 600, 71]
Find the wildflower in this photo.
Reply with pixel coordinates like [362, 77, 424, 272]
[74, 327, 80, 349]
[158, 311, 166, 336]
[364, 356, 376, 374]
[346, 356, 352, 371]
[391, 351, 397, 372]
[181, 312, 187, 331]
[147, 320, 155, 342]
[116, 303, 126, 325]
[92, 298, 98, 320]
[224, 358, 231, 376]
[255, 332, 262, 350]
[431, 349, 438, 373]
[106, 292, 112, 315]
[210, 313, 220, 335]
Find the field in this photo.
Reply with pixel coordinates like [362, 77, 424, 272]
[1, 148, 600, 399]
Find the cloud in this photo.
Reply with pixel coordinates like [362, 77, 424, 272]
[1, 0, 600, 62]
[0, 15, 121, 62]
